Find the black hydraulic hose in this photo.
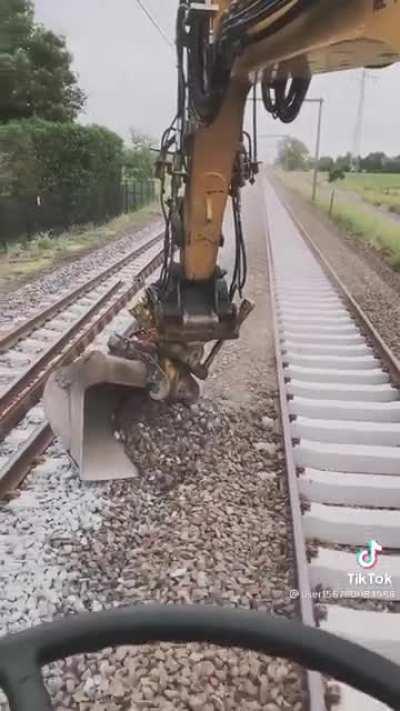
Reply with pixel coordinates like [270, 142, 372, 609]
[261, 64, 311, 123]
[230, 193, 246, 299]
[276, 75, 311, 123]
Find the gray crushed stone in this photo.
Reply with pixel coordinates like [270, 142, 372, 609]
[0, 219, 163, 329]
[39, 393, 305, 711]
[0, 189, 306, 709]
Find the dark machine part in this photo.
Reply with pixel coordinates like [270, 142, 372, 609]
[261, 58, 312, 123]
[147, 265, 239, 343]
[153, 99, 255, 347]
[186, 2, 233, 124]
[185, 0, 315, 125]
[151, 0, 314, 354]
[1, 605, 400, 711]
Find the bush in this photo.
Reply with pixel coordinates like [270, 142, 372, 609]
[35, 234, 53, 250]
[0, 119, 124, 235]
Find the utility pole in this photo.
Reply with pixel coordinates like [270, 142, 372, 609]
[305, 98, 324, 202]
[248, 91, 324, 199]
[352, 69, 367, 171]
[252, 79, 258, 165]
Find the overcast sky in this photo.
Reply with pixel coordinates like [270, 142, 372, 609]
[34, 0, 400, 159]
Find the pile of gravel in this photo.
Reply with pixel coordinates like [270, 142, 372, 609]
[0, 391, 305, 711]
[33, 392, 305, 710]
[0, 444, 108, 711]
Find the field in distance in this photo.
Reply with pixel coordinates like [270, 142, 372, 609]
[277, 169, 400, 271]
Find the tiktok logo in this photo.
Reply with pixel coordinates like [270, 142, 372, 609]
[356, 540, 383, 569]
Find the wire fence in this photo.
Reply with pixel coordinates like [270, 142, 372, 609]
[122, 180, 156, 213]
[0, 180, 156, 251]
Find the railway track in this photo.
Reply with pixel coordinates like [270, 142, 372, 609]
[0, 231, 163, 431]
[265, 180, 400, 711]
[0, 231, 162, 352]
[0, 234, 164, 497]
[3, 185, 400, 709]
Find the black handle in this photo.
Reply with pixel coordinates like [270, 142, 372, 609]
[0, 605, 399, 710]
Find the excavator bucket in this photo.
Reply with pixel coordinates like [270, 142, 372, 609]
[44, 350, 155, 482]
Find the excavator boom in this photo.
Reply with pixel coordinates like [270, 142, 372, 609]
[44, 0, 400, 481]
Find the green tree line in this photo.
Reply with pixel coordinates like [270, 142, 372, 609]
[0, 0, 84, 122]
[276, 138, 400, 175]
[0, 120, 124, 226]
[0, 0, 155, 241]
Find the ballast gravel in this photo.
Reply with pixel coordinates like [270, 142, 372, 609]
[0, 218, 163, 330]
[32, 392, 303, 711]
[0, 186, 306, 709]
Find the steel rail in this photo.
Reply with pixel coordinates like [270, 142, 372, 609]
[0, 248, 164, 497]
[0, 232, 163, 353]
[263, 191, 326, 711]
[274, 180, 400, 386]
[0, 239, 166, 440]
[265, 177, 400, 711]
[0, 422, 52, 499]
[0, 281, 122, 439]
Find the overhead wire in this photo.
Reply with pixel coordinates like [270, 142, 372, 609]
[135, 0, 175, 50]
[134, 0, 178, 292]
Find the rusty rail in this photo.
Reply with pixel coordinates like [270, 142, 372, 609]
[0, 232, 162, 353]
[0, 249, 164, 497]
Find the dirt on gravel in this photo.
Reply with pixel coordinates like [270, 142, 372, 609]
[273, 175, 400, 364]
[40, 183, 307, 711]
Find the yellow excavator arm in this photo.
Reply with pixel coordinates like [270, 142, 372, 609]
[44, 0, 400, 482]
[152, 0, 400, 354]
[184, 0, 400, 274]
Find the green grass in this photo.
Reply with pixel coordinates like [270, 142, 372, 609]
[277, 169, 400, 271]
[337, 173, 400, 214]
[285, 170, 400, 214]
[0, 201, 161, 292]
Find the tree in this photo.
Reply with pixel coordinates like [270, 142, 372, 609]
[359, 152, 387, 173]
[335, 152, 352, 173]
[0, 0, 33, 120]
[0, 121, 38, 197]
[384, 156, 400, 174]
[123, 130, 155, 182]
[0, 0, 85, 122]
[328, 167, 346, 183]
[0, 0, 33, 54]
[319, 156, 334, 172]
[0, 119, 124, 227]
[277, 137, 309, 171]
[24, 27, 85, 121]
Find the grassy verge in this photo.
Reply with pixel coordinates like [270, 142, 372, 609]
[339, 172, 400, 215]
[0, 202, 161, 292]
[277, 170, 400, 271]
